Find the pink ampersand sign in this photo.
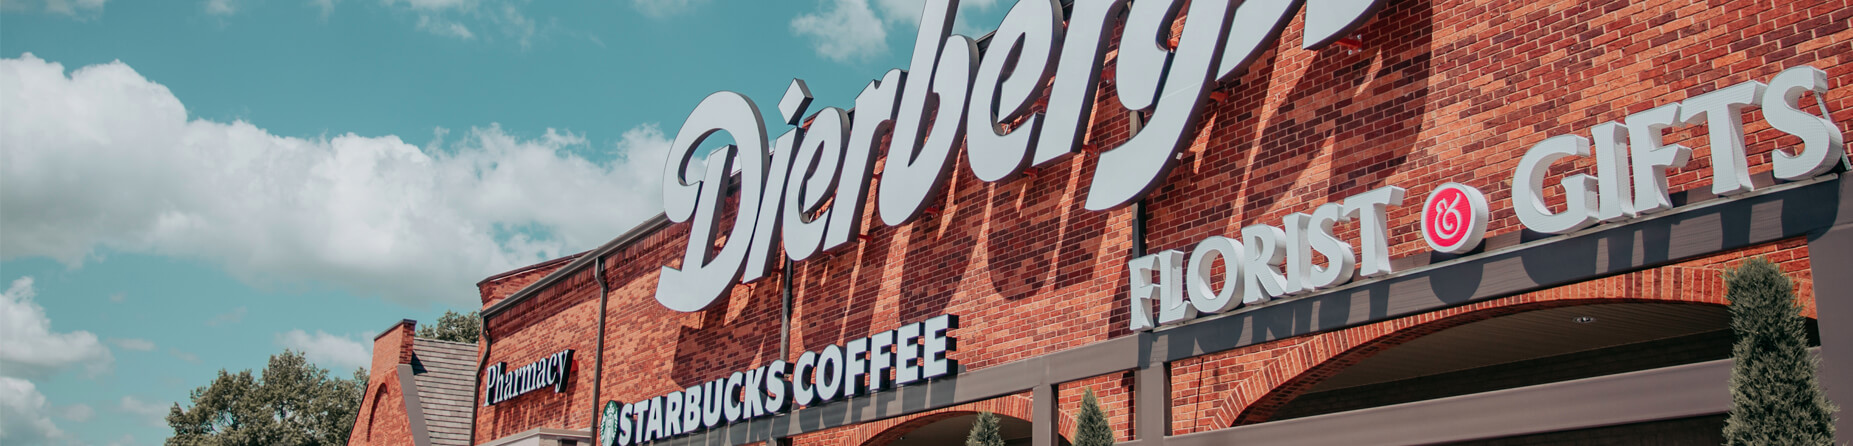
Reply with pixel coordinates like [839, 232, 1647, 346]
[1421, 183, 1488, 254]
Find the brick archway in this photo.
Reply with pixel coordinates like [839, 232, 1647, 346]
[1184, 255, 1817, 430]
[844, 395, 1077, 446]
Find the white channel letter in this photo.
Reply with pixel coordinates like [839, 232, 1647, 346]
[895, 322, 925, 385]
[1343, 186, 1404, 278]
[658, 144, 743, 312]
[867, 331, 895, 392]
[766, 360, 792, 413]
[1591, 122, 1636, 222]
[643, 396, 662, 442]
[815, 345, 844, 402]
[722, 371, 745, 423]
[744, 124, 802, 283]
[1218, 0, 1386, 82]
[1217, 0, 1298, 82]
[1129, 250, 1184, 327]
[1033, 0, 1129, 166]
[1627, 103, 1691, 215]
[657, 91, 769, 312]
[967, 0, 1065, 182]
[662, 91, 765, 223]
[1305, 202, 1357, 290]
[846, 338, 869, 397]
[614, 402, 632, 446]
[881, 0, 976, 225]
[1086, 0, 1237, 211]
[1515, 134, 1599, 234]
[784, 108, 849, 262]
[1149, 250, 1193, 325]
[1127, 253, 1163, 331]
[1187, 236, 1245, 315]
[663, 390, 683, 436]
[826, 70, 906, 253]
[1302, 0, 1387, 49]
[1282, 212, 1315, 296]
[1766, 65, 1847, 181]
[701, 379, 724, 427]
[1113, 0, 1182, 113]
[923, 314, 959, 378]
[682, 385, 702, 432]
[741, 367, 765, 419]
[793, 351, 818, 407]
[1679, 80, 1767, 196]
[1241, 224, 1289, 305]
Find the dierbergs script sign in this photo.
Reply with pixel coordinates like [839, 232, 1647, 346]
[653, 0, 1392, 312]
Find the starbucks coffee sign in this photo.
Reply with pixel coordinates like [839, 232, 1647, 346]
[600, 315, 959, 445]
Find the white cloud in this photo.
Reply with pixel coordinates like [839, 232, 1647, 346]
[791, 0, 888, 62]
[0, 54, 669, 307]
[0, 377, 66, 444]
[278, 330, 372, 370]
[117, 396, 168, 427]
[793, 0, 1005, 63]
[390, 0, 471, 10]
[20, 0, 108, 16]
[204, 0, 235, 15]
[167, 348, 200, 364]
[417, 15, 476, 39]
[311, 0, 338, 17]
[206, 307, 247, 326]
[630, 0, 705, 18]
[110, 338, 156, 352]
[376, 0, 547, 45]
[57, 403, 93, 422]
[0, 277, 113, 380]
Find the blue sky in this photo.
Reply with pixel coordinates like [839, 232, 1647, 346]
[0, 1, 1007, 444]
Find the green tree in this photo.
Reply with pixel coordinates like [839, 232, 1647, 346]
[1074, 388, 1114, 446]
[165, 350, 367, 446]
[417, 310, 481, 343]
[966, 411, 1004, 446]
[1722, 258, 1837, 445]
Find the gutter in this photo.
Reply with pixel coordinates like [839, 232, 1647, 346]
[482, 213, 671, 319]
[470, 321, 491, 434]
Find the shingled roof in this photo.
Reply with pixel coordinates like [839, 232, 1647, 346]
[409, 338, 479, 446]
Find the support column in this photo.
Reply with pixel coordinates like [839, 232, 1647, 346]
[1034, 384, 1058, 446]
[1807, 175, 1853, 440]
[1135, 364, 1169, 444]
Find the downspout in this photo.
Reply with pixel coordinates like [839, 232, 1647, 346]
[773, 258, 796, 446]
[589, 256, 612, 443]
[471, 320, 492, 441]
[780, 258, 794, 358]
[1129, 109, 1150, 258]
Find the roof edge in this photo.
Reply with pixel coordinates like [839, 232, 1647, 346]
[474, 251, 587, 288]
[482, 213, 671, 319]
[374, 319, 417, 341]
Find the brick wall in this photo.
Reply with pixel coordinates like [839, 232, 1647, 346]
[479, 252, 583, 307]
[1169, 239, 1815, 434]
[352, 321, 416, 446]
[476, 264, 609, 443]
[471, 0, 1851, 444]
[1269, 329, 1735, 420]
[351, 377, 417, 446]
